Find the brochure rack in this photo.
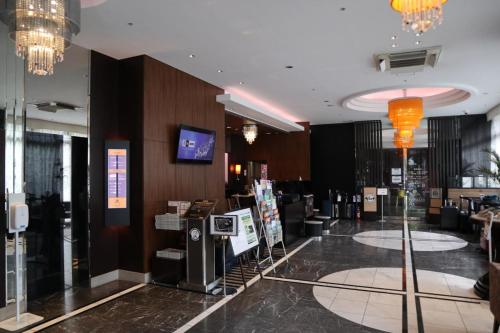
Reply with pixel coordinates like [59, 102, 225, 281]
[253, 180, 288, 272]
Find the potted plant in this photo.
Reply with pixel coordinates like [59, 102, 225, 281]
[480, 149, 500, 185]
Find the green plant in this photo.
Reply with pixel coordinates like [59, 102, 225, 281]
[479, 149, 500, 183]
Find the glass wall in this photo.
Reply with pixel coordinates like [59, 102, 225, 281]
[1, 18, 90, 317]
[0, 19, 27, 320]
[23, 44, 90, 299]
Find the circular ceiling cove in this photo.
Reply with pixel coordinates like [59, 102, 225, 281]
[343, 87, 472, 113]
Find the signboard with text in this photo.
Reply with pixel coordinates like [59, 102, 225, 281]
[105, 141, 130, 226]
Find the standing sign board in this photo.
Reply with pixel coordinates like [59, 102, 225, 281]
[227, 208, 259, 256]
[377, 188, 388, 222]
[363, 187, 377, 213]
[377, 188, 388, 196]
[105, 140, 130, 226]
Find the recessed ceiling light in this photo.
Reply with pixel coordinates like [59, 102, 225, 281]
[239, 81, 244, 85]
[392, 43, 398, 48]
[415, 41, 422, 45]
[188, 54, 196, 58]
[416, 32, 422, 37]
[391, 35, 397, 40]
[266, 132, 271, 135]
[285, 65, 294, 69]
[226, 126, 231, 129]
[217, 69, 223, 73]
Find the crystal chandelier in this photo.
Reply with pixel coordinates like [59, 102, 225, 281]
[0, 0, 81, 76]
[243, 124, 258, 145]
[388, 97, 424, 149]
[391, 0, 447, 34]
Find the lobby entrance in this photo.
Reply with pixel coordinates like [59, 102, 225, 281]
[383, 148, 429, 221]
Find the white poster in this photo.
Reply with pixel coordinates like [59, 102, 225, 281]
[228, 208, 259, 256]
[392, 176, 402, 184]
[391, 168, 402, 176]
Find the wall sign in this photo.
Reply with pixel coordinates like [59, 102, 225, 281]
[391, 168, 402, 176]
[392, 176, 402, 184]
[105, 141, 130, 226]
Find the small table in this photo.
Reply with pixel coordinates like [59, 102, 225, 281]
[231, 193, 255, 209]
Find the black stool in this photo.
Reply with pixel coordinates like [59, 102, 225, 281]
[305, 221, 323, 240]
[315, 216, 332, 235]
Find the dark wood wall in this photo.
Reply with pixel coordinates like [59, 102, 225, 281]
[311, 123, 356, 203]
[89, 51, 121, 277]
[141, 56, 225, 273]
[90, 53, 225, 276]
[228, 122, 310, 182]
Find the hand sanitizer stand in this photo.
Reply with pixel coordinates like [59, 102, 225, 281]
[0, 193, 43, 331]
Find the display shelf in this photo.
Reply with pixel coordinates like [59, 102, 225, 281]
[253, 180, 287, 271]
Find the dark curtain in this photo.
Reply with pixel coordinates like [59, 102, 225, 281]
[25, 132, 63, 198]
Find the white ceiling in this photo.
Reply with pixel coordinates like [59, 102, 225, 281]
[74, 0, 500, 126]
[25, 44, 89, 127]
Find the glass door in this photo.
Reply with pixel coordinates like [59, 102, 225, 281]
[406, 148, 429, 220]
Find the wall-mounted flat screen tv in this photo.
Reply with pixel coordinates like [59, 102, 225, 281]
[176, 125, 216, 164]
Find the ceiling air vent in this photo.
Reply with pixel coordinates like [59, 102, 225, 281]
[375, 46, 441, 73]
[34, 102, 81, 113]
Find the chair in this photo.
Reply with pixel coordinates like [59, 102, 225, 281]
[440, 206, 459, 230]
[490, 262, 500, 333]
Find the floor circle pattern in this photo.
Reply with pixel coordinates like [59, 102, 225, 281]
[312, 268, 491, 333]
[352, 230, 468, 251]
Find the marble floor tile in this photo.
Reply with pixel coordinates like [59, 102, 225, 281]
[330, 298, 367, 315]
[419, 298, 459, 313]
[421, 309, 466, 330]
[368, 292, 402, 306]
[33, 220, 491, 333]
[362, 315, 402, 333]
[364, 303, 402, 320]
[336, 289, 370, 302]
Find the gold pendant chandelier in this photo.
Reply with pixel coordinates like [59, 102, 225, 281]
[391, 0, 447, 34]
[1, 0, 81, 76]
[388, 97, 424, 149]
[243, 124, 258, 145]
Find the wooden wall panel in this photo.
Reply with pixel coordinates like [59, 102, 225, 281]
[448, 188, 500, 204]
[89, 53, 225, 275]
[89, 51, 120, 277]
[117, 56, 145, 273]
[229, 122, 310, 182]
[142, 56, 225, 272]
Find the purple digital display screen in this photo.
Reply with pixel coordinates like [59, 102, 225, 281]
[107, 149, 127, 209]
[176, 127, 216, 162]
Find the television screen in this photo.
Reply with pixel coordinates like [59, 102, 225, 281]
[176, 125, 216, 164]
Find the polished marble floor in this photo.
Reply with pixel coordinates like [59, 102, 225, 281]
[31, 218, 492, 332]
